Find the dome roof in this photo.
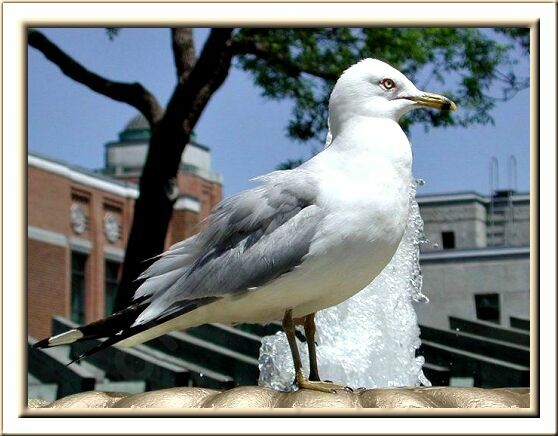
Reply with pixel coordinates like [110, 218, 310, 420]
[124, 114, 150, 132]
[118, 113, 199, 143]
[119, 114, 151, 142]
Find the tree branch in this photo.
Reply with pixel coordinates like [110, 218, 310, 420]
[161, 28, 236, 137]
[171, 28, 197, 82]
[28, 29, 164, 126]
[231, 38, 338, 81]
[139, 27, 236, 190]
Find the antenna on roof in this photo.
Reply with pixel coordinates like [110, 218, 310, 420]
[508, 155, 518, 193]
[507, 155, 518, 244]
[488, 157, 499, 245]
[489, 156, 499, 194]
[488, 155, 518, 247]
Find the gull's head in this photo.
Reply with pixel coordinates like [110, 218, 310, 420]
[329, 58, 456, 130]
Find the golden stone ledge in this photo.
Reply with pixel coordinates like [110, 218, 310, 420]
[28, 386, 530, 409]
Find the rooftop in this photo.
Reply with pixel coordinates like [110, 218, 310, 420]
[28, 151, 139, 198]
[417, 191, 529, 205]
[28, 151, 202, 212]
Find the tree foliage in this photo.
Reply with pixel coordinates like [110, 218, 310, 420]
[234, 28, 529, 142]
[29, 27, 529, 311]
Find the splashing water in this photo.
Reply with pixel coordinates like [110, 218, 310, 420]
[258, 181, 431, 391]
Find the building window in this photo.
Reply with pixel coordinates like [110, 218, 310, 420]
[441, 231, 456, 249]
[474, 293, 500, 324]
[71, 252, 87, 325]
[105, 260, 121, 316]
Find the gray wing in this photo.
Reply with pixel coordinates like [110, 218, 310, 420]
[132, 169, 323, 325]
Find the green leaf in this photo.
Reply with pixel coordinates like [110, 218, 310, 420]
[235, 28, 529, 144]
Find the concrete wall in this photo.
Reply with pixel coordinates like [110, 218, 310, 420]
[419, 196, 530, 251]
[106, 143, 149, 169]
[507, 201, 530, 246]
[107, 142, 212, 174]
[183, 144, 210, 172]
[420, 201, 487, 250]
[415, 254, 530, 329]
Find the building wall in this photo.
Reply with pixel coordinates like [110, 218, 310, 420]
[106, 143, 150, 170]
[28, 166, 71, 234]
[416, 254, 530, 329]
[167, 209, 202, 246]
[27, 239, 69, 338]
[507, 201, 530, 246]
[183, 144, 211, 172]
[28, 163, 137, 336]
[107, 171, 222, 232]
[177, 172, 222, 220]
[420, 202, 487, 250]
[27, 153, 222, 338]
[107, 142, 212, 173]
[106, 141, 222, 183]
[28, 165, 71, 338]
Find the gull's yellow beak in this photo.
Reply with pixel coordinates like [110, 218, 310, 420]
[409, 92, 457, 112]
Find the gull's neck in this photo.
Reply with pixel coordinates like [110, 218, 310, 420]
[329, 116, 410, 156]
[304, 115, 412, 187]
[304, 115, 412, 218]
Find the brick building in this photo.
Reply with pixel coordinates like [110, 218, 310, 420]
[27, 115, 223, 339]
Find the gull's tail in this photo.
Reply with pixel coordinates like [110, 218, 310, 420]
[32, 302, 147, 364]
[32, 296, 217, 365]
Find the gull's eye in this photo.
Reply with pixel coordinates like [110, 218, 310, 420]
[379, 78, 396, 91]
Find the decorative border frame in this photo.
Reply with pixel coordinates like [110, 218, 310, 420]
[2, 1, 555, 434]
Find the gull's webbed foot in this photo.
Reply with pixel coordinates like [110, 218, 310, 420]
[295, 371, 349, 394]
[297, 379, 347, 394]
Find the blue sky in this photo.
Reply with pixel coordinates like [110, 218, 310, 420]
[28, 28, 530, 197]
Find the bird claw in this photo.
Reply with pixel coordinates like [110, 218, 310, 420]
[297, 378, 347, 394]
[331, 386, 356, 394]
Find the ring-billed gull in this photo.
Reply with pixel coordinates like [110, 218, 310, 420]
[35, 59, 456, 393]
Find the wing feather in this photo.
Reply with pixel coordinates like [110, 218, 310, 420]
[132, 169, 321, 326]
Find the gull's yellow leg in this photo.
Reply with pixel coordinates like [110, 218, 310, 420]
[304, 313, 320, 382]
[282, 309, 345, 393]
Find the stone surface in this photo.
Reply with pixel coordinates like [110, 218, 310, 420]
[41, 391, 129, 409]
[28, 386, 530, 409]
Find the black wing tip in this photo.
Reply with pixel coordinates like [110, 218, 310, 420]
[33, 337, 52, 349]
[66, 353, 86, 366]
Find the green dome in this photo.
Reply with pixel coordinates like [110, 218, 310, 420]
[118, 114, 198, 142]
[119, 114, 151, 141]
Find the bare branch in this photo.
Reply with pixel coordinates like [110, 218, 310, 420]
[162, 28, 236, 135]
[171, 28, 197, 82]
[28, 29, 164, 126]
[231, 38, 338, 81]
